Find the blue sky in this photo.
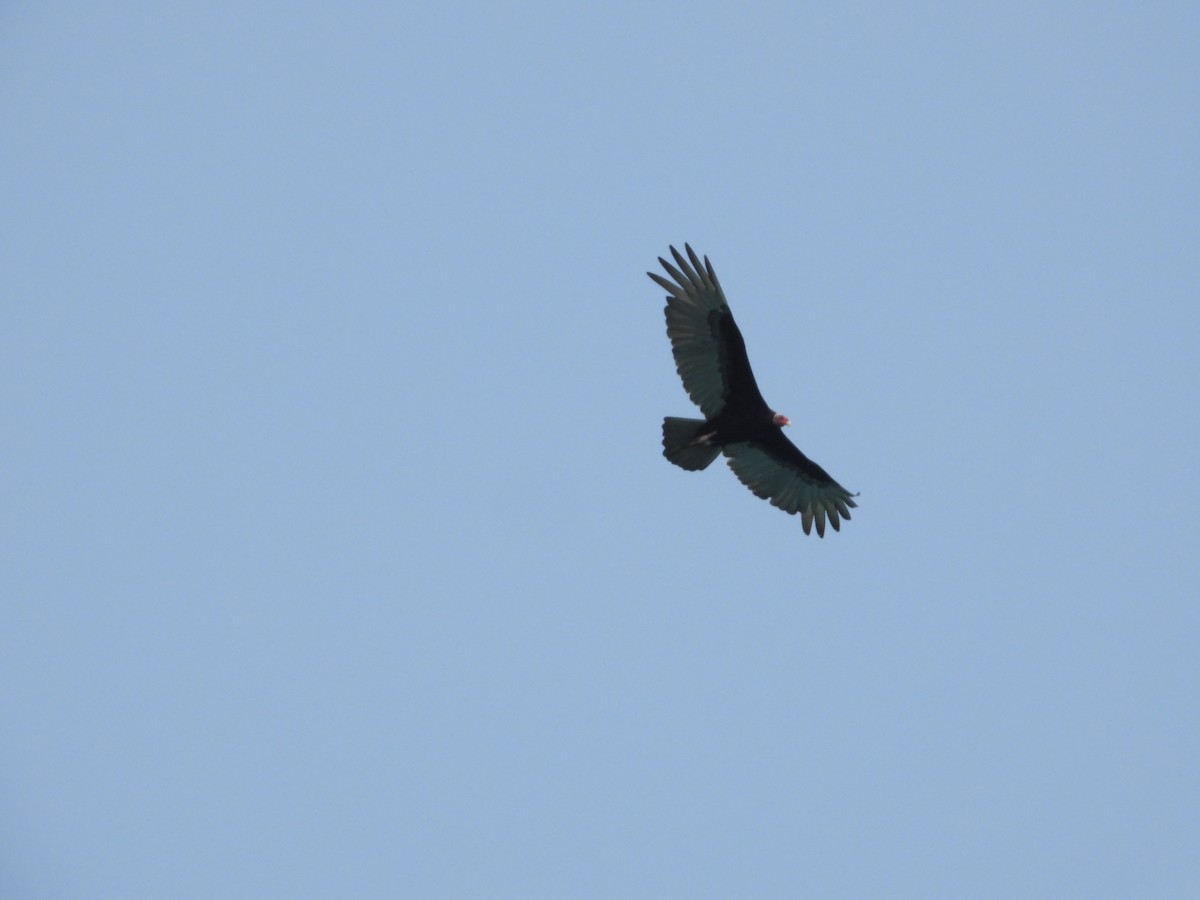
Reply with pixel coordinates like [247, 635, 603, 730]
[3, 3, 1197, 897]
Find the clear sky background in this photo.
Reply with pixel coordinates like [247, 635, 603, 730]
[3, 3, 1197, 897]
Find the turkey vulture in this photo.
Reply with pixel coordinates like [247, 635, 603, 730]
[649, 244, 857, 537]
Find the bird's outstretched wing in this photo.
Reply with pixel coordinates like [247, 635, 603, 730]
[647, 245, 768, 418]
[723, 432, 858, 537]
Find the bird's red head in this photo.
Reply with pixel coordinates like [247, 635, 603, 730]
[772, 413, 791, 427]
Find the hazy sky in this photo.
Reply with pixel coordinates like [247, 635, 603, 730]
[3, 3, 1198, 897]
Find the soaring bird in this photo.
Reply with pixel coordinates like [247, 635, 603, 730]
[649, 245, 857, 537]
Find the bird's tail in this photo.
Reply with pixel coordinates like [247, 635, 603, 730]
[662, 417, 722, 471]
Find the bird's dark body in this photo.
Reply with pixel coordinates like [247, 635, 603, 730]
[649, 244, 857, 536]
